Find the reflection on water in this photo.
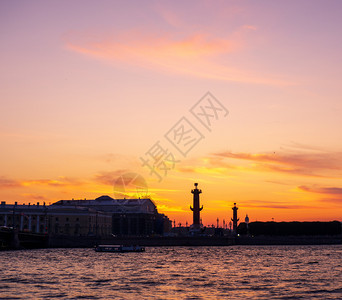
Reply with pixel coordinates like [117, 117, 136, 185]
[1, 246, 342, 299]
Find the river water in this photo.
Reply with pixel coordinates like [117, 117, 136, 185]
[1, 245, 342, 299]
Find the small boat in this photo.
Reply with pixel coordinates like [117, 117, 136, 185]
[94, 244, 145, 253]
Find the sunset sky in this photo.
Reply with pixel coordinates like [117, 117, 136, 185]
[1, 0, 342, 225]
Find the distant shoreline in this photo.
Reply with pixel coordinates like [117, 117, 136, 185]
[2, 230, 341, 250]
[49, 235, 342, 248]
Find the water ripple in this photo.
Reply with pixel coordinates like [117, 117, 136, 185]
[0, 245, 342, 299]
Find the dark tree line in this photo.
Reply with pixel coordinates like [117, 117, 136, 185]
[237, 221, 342, 236]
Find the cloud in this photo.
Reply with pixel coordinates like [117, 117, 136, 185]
[298, 185, 342, 205]
[177, 166, 230, 175]
[210, 199, 314, 210]
[148, 188, 179, 193]
[65, 31, 235, 63]
[244, 203, 311, 210]
[64, 29, 291, 86]
[176, 156, 236, 176]
[93, 170, 128, 186]
[156, 204, 187, 213]
[299, 185, 342, 195]
[0, 176, 84, 189]
[94, 170, 153, 199]
[264, 180, 293, 186]
[239, 199, 314, 210]
[242, 25, 257, 31]
[213, 150, 342, 178]
[153, 2, 184, 28]
[21, 177, 84, 187]
[0, 177, 22, 188]
[21, 194, 49, 202]
[100, 153, 126, 164]
[174, 148, 342, 180]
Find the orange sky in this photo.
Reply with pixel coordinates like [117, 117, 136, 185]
[1, 1, 342, 225]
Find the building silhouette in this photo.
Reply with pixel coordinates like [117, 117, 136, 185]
[0, 196, 171, 237]
[0, 201, 111, 236]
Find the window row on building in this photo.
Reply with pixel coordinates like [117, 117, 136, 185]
[0, 196, 172, 236]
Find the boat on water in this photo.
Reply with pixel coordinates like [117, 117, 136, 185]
[94, 244, 145, 253]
